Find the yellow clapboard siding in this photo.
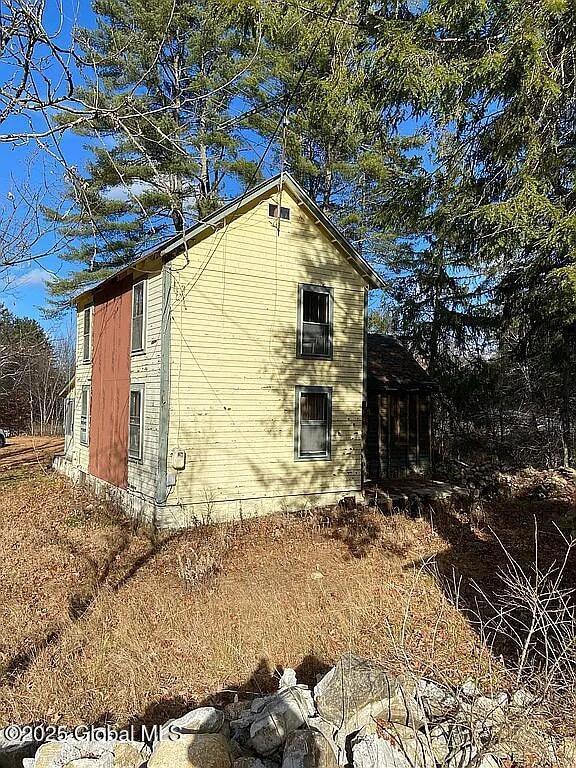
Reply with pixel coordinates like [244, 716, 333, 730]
[167, 187, 368, 519]
[128, 269, 163, 498]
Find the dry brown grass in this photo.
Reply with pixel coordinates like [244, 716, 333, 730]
[0, 436, 517, 729]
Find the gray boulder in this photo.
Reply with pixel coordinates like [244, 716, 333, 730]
[351, 734, 413, 768]
[279, 669, 298, 689]
[460, 679, 480, 699]
[281, 730, 338, 768]
[415, 679, 460, 719]
[249, 686, 315, 756]
[461, 695, 507, 732]
[148, 732, 233, 768]
[226, 701, 253, 722]
[379, 680, 426, 729]
[352, 724, 438, 768]
[314, 654, 397, 730]
[378, 724, 436, 768]
[427, 723, 477, 768]
[159, 706, 227, 739]
[32, 739, 150, 768]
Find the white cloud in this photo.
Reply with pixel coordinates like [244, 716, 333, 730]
[104, 180, 151, 202]
[11, 267, 47, 288]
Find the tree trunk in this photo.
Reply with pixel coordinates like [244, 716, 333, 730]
[560, 358, 573, 466]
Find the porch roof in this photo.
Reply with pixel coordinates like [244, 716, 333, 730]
[367, 334, 437, 392]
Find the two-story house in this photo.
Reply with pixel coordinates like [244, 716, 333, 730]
[57, 173, 386, 526]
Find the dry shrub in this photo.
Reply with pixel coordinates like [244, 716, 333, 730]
[175, 524, 237, 590]
[422, 523, 576, 738]
[177, 550, 223, 589]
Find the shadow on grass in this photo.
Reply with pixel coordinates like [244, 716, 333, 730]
[406, 490, 576, 667]
[120, 654, 332, 733]
[0, 522, 191, 688]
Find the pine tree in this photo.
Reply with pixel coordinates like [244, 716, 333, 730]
[248, 0, 424, 244]
[435, 0, 576, 463]
[46, 0, 263, 307]
[369, 0, 576, 463]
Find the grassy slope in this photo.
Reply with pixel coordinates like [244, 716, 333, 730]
[5, 437, 572, 728]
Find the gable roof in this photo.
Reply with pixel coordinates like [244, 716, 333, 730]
[74, 172, 384, 304]
[367, 334, 437, 392]
[58, 375, 75, 398]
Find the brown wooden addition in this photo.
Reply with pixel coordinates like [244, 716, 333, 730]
[364, 334, 437, 480]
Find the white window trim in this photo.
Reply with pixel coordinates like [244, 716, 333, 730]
[80, 386, 90, 446]
[64, 397, 75, 437]
[294, 385, 333, 461]
[82, 306, 92, 364]
[131, 280, 146, 354]
[297, 284, 334, 360]
[128, 384, 145, 461]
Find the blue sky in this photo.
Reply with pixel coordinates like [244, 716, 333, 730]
[1, 1, 429, 338]
[0, 1, 95, 337]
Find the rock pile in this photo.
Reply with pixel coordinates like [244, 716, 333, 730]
[437, 459, 514, 500]
[1, 654, 566, 768]
[439, 460, 576, 504]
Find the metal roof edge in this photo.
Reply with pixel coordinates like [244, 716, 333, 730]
[73, 172, 385, 303]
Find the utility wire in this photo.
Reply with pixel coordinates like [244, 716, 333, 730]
[175, 0, 345, 299]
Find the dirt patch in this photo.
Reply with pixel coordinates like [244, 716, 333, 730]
[0, 434, 64, 485]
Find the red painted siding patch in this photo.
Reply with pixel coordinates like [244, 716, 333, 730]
[88, 278, 132, 488]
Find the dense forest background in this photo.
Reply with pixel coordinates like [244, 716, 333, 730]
[0, 0, 575, 464]
[0, 305, 72, 434]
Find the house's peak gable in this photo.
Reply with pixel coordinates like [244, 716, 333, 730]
[74, 173, 383, 305]
[161, 173, 383, 289]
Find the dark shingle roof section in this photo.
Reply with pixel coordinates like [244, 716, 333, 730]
[367, 334, 437, 392]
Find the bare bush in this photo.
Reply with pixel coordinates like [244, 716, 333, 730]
[422, 522, 576, 710]
[176, 550, 223, 590]
[473, 527, 576, 694]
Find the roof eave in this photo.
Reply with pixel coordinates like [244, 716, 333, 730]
[58, 376, 75, 398]
[282, 175, 385, 290]
[72, 251, 164, 306]
[72, 171, 385, 303]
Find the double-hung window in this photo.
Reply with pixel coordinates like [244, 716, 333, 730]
[131, 281, 145, 353]
[128, 385, 144, 460]
[82, 307, 92, 363]
[295, 386, 332, 460]
[298, 284, 333, 359]
[80, 386, 90, 445]
[64, 398, 74, 437]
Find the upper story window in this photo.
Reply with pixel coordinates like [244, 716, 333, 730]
[131, 281, 145, 353]
[269, 203, 290, 221]
[295, 386, 332, 460]
[298, 284, 333, 359]
[82, 307, 92, 363]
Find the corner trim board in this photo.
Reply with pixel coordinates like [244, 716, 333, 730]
[155, 263, 172, 509]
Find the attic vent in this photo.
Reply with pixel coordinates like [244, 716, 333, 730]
[269, 203, 290, 221]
